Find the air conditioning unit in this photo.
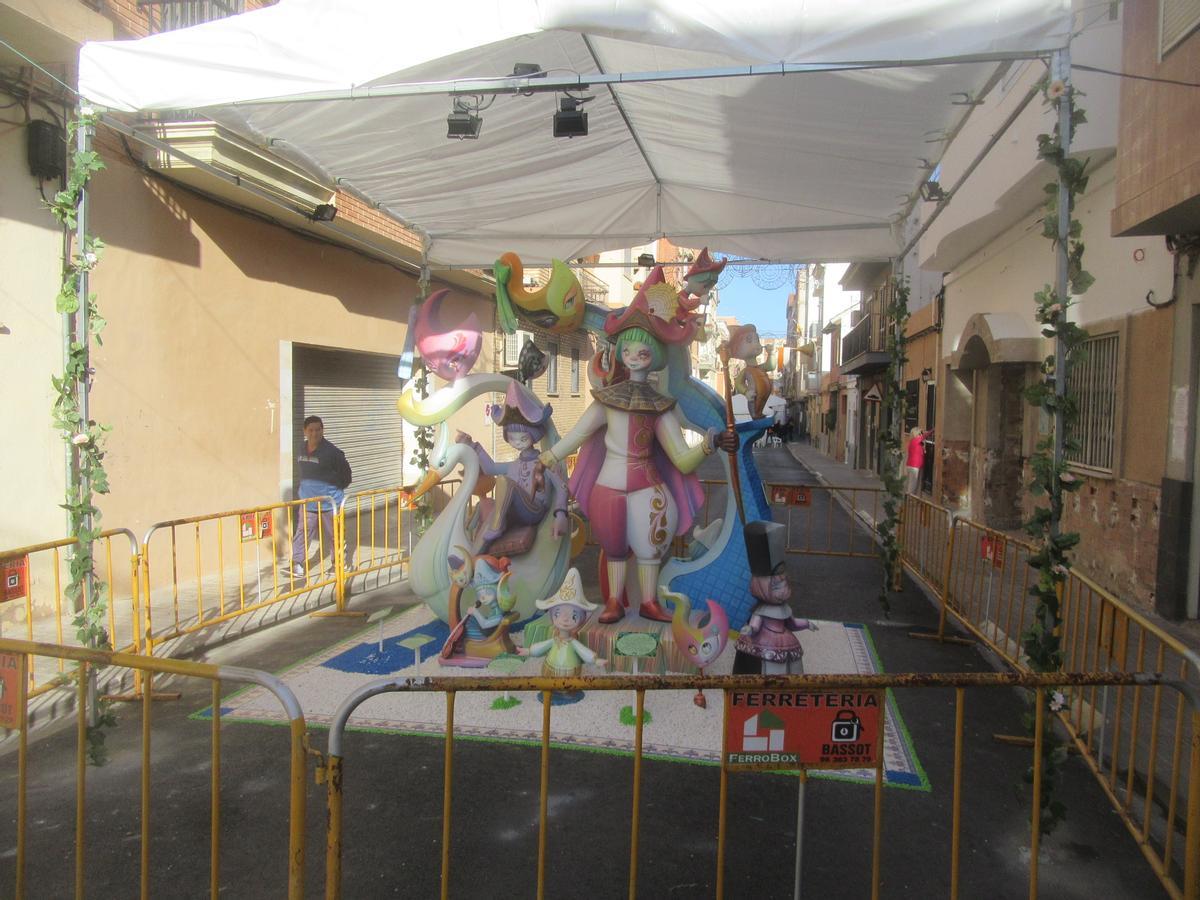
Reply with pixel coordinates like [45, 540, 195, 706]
[804, 372, 820, 393]
[503, 330, 534, 367]
[850, 309, 864, 327]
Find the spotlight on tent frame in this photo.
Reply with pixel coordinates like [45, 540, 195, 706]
[553, 95, 591, 138]
[447, 98, 482, 140]
[919, 179, 946, 202]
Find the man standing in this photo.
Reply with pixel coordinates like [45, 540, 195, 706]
[284, 415, 353, 579]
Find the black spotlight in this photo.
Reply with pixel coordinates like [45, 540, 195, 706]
[310, 203, 338, 222]
[553, 97, 588, 138]
[637, 253, 655, 269]
[447, 99, 482, 140]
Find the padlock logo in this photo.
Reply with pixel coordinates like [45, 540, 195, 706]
[830, 709, 862, 743]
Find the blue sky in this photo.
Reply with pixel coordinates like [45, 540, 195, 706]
[714, 277, 791, 340]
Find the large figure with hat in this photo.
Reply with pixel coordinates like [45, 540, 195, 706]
[538, 268, 738, 625]
[732, 520, 817, 674]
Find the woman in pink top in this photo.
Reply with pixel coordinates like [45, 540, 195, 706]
[905, 427, 933, 494]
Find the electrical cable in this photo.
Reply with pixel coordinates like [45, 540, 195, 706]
[1073, 62, 1200, 89]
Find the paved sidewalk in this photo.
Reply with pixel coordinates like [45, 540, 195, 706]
[785, 438, 885, 492]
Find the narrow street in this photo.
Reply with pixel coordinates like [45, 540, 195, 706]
[0, 443, 1166, 898]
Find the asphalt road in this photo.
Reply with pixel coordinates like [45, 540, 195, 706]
[0, 445, 1167, 898]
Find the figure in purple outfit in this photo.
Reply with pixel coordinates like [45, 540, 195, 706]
[733, 520, 817, 674]
[457, 382, 567, 555]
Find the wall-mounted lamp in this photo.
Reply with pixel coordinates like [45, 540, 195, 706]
[919, 180, 947, 203]
[310, 203, 338, 222]
[920, 367, 934, 384]
[553, 95, 591, 138]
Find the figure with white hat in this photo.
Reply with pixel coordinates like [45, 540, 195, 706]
[732, 521, 816, 674]
[520, 567, 606, 678]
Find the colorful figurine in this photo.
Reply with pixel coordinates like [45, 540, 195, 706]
[732, 520, 816, 674]
[539, 275, 738, 624]
[663, 587, 729, 707]
[725, 323, 774, 419]
[457, 383, 568, 555]
[677, 247, 726, 308]
[413, 288, 483, 382]
[439, 551, 519, 667]
[521, 567, 604, 677]
[493, 252, 585, 334]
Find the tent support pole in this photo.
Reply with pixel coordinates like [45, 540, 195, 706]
[1051, 46, 1071, 539]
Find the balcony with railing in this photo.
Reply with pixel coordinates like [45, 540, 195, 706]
[139, 0, 246, 35]
[840, 310, 889, 375]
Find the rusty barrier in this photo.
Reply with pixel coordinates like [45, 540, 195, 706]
[0, 531, 141, 697]
[315, 670, 1197, 900]
[899, 505, 1200, 899]
[140, 497, 339, 655]
[0, 636, 307, 899]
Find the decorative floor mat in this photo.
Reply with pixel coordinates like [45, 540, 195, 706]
[197, 605, 929, 790]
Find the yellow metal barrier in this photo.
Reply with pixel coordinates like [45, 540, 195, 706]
[140, 497, 338, 656]
[335, 478, 464, 612]
[317, 670, 1193, 900]
[898, 502, 1200, 899]
[900, 493, 953, 596]
[688, 481, 886, 559]
[772, 484, 884, 558]
[0, 636, 307, 899]
[0, 531, 141, 697]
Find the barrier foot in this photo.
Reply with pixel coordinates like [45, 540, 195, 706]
[104, 691, 182, 703]
[992, 733, 1079, 755]
[907, 631, 975, 647]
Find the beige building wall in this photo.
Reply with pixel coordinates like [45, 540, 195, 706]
[0, 119, 71, 548]
[76, 152, 493, 539]
[942, 160, 1174, 352]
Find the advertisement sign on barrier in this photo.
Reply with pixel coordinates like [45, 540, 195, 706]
[1, 557, 28, 602]
[770, 485, 812, 507]
[0, 652, 26, 729]
[724, 689, 883, 771]
[980, 535, 1005, 568]
[240, 512, 273, 543]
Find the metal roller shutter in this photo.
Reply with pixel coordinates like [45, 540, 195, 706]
[292, 345, 406, 494]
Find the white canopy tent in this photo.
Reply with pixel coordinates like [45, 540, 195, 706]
[77, 0, 1073, 267]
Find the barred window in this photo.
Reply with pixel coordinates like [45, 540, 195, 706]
[1066, 332, 1118, 473]
[571, 348, 580, 393]
[547, 342, 559, 393]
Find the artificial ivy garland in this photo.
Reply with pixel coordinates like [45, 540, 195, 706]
[48, 109, 117, 764]
[1019, 73, 1090, 836]
[877, 278, 911, 615]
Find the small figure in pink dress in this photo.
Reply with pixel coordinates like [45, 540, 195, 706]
[733, 520, 817, 674]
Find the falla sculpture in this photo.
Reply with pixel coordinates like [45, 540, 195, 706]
[398, 246, 785, 682]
